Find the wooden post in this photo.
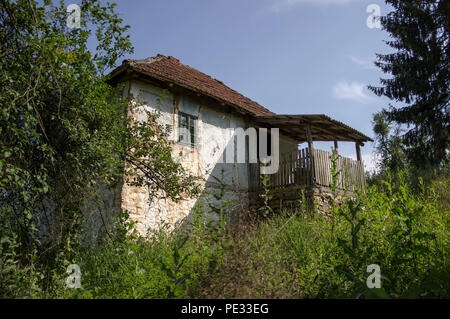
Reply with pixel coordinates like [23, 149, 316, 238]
[306, 125, 315, 185]
[355, 142, 365, 188]
[355, 142, 362, 162]
[334, 140, 339, 155]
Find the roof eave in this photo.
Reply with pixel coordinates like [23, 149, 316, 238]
[110, 63, 258, 117]
[254, 114, 373, 143]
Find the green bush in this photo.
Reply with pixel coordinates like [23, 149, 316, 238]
[187, 171, 449, 299]
[2, 171, 448, 299]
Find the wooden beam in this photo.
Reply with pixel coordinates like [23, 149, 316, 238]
[334, 140, 339, 155]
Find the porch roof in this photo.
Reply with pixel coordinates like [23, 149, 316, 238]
[253, 114, 373, 144]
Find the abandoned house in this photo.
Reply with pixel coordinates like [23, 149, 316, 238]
[102, 54, 373, 236]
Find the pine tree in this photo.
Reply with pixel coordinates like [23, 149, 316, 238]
[372, 110, 407, 174]
[369, 0, 449, 168]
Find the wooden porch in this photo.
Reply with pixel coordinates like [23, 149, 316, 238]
[247, 114, 372, 211]
[248, 147, 366, 192]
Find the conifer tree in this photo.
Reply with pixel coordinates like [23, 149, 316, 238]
[369, 0, 449, 168]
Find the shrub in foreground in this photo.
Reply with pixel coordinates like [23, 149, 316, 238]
[1, 173, 448, 298]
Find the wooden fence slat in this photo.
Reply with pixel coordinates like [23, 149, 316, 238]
[248, 147, 365, 192]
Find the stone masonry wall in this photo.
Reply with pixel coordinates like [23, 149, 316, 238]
[120, 80, 251, 235]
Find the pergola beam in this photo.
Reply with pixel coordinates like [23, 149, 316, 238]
[254, 114, 373, 144]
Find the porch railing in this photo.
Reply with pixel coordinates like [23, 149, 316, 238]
[248, 147, 365, 192]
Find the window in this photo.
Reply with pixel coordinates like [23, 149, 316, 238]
[178, 111, 197, 147]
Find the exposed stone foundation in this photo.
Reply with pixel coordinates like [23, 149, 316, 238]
[249, 184, 355, 215]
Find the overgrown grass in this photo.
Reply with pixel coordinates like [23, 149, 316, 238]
[1, 171, 449, 298]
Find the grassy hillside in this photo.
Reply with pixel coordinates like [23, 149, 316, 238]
[3, 170, 447, 299]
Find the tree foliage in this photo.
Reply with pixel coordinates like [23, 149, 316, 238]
[372, 110, 407, 175]
[369, 0, 449, 168]
[0, 0, 199, 288]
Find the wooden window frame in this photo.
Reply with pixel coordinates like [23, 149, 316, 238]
[178, 111, 197, 147]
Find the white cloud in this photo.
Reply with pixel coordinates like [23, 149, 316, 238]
[362, 153, 379, 174]
[269, 0, 356, 12]
[349, 153, 379, 174]
[348, 55, 377, 70]
[332, 80, 372, 103]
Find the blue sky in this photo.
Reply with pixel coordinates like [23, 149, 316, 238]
[108, 0, 396, 171]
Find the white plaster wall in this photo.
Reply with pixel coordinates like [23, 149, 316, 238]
[121, 80, 252, 234]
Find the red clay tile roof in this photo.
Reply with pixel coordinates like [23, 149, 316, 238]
[108, 54, 372, 142]
[110, 54, 274, 116]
